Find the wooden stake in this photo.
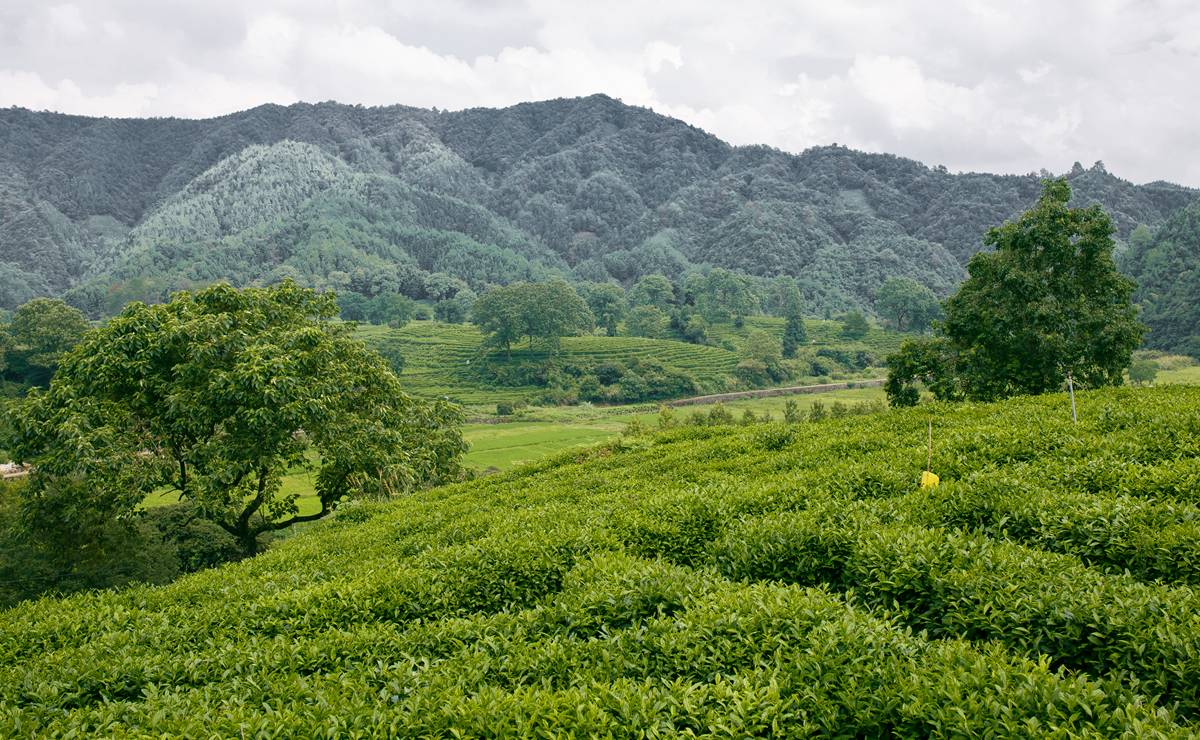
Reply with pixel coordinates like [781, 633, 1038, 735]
[1067, 373, 1077, 424]
[927, 419, 933, 471]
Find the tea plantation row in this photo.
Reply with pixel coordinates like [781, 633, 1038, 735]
[2, 386, 1199, 736]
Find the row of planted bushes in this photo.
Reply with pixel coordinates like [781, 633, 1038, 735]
[712, 504, 1200, 720]
[5, 386, 1200, 734]
[0, 548, 1182, 736]
[891, 475, 1200, 586]
[476, 356, 704, 405]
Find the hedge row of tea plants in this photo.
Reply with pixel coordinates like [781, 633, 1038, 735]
[714, 505, 1200, 719]
[892, 476, 1200, 586]
[3, 386, 1200, 734]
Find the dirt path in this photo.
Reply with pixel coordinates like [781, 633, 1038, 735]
[664, 378, 885, 407]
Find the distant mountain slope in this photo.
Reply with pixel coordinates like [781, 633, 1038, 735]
[1, 96, 1195, 314]
[1121, 201, 1200, 356]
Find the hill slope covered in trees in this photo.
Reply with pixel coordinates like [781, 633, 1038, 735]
[1121, 201, 1200, 356]
[2, 96, 1196, 316]
[4, 385, 1200, 734]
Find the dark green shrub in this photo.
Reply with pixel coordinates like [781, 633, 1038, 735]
[143, 503, 243, 573]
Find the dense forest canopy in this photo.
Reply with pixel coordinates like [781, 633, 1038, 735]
[1, 95, 1196, 325]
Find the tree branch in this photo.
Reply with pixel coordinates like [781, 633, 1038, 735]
[236, 465, 271, 535]
[263, 499, 332, 532]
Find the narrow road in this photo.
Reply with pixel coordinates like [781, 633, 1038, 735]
[664, 378, 885, 407]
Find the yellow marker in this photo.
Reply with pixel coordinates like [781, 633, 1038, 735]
[920, 470, 940, 489]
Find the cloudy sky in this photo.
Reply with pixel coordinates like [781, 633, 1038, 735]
[2, 0, 1197, 185]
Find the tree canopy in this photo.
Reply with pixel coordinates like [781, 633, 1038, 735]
[580, 282, 627, 336]
[780, 281, 808, 358]
[1120, 202, 1200, 358]
[0, 298, 90, 388]
[10, 282, 465, 554]
[1, 99, 1195, 321]
[886, 180, 1144, 405]
[690, 269, 757, 324]
[874, 277, 942, 333]
[471, 280, 593, 355]
[840, 311, 870, 340]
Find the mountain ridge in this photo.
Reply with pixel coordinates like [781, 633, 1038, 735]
[1, 95, 1196, 321]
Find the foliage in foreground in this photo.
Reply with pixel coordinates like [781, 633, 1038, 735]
[9, 282, 465, 556]
[3, 386, 1200, 735]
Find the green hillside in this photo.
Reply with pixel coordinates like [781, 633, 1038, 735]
[358, 322, 738, 405]
[3, 98, 1195, 317]
[1121, 201, 1200, 357]
[357, 318, 894, 408]
[4, 386, 1200, 735]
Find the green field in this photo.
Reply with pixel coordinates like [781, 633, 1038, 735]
[138, 386, 888, 517]
[6, 386, 1200, 734]
[463, 386, 886, 471]
[707, 314, 907, 358]
[1149, 353, 1200, 385]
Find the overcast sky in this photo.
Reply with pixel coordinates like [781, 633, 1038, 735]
[2, 1, 1197, 185]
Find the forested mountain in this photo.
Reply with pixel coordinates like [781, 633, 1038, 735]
[1121, 201, 1200, 356]
[1, 95, 1196, 316]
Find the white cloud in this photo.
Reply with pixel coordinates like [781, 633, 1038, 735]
[45, 4, 87, 38]
[643, 41, 683, 73]
[0, 70, 157, 116]
[0, 0, 1196, 184]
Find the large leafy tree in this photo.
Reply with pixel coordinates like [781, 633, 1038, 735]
[886, 180, 1144, 405]
[11, 282, 465, 554]
[839, 310, 870, 340]
[471, 284, 527, 356]
[690, 269, 757, 324]
[580, 282, 627, 336]
[472, 281, 593, 355]
[2, 298, 90, 387]
[524, 280, 594, 352]
[874, 277, 942, 332]
[625, 305, 669, 339]
[629, 274, 675, 310]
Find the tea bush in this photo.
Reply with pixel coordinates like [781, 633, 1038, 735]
[4, 386, 1200, 735]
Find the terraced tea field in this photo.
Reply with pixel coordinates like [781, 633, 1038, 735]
[357, 322, 741, 406]
[356, 319, 897, 409]
[5, 386, 1200, 735]
[708, 314, 907, 359]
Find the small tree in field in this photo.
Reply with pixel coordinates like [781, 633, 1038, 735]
[1129, 358, 1158, 386]
[874, 277, 941, 332]
[472, 281, 593, 356]
[2, 298, 90, 387]
[581, 282, 627, 336]
[780, 283, 808, 358]
[840, 311, 869, 340]
[11, 282, 465, 555]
